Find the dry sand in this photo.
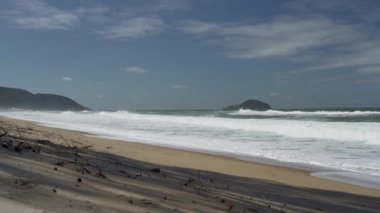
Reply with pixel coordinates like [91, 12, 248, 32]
[1, 116, 380, 212]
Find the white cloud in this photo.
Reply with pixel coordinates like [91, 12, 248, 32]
[154, 0, 190, 11]
[284, 41, 380, 76]
[125, 66, 149, 74]
[285, 0, 359, 13]
[178, 20, 219, 35]
[356, 66, 380, 75]
[270, 92, 280, 97]
[62, 77, 72, 81]
[178, 17, 361, 59]
[353, 66, 380, 84]
[97, 95, 104, 99]
[74, 6, 110, 24]
[2, 0, 179, 41]
[121, 0, 189, 17]
[2, 0, 171, 37]
[285, 0, 380, 24]
[172, 84, 187, 89]
[355, 79, 380, 84]
[178, 16, 380, 82]
[98, 17, 166, 39]
[4, 0, 79, 30]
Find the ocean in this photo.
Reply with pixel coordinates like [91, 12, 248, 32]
[1, 108, 380, 188]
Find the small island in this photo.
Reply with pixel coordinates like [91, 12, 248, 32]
[223, 99, 271, 111]
[0, 86, 90, 111]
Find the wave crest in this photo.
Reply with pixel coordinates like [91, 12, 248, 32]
[230, 109, 380, 116]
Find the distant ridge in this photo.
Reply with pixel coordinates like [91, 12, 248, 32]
[223, 99, 271, 111]
[0, 86, 90, 111]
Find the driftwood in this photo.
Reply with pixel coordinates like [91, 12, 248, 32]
[0, 127, 7, 138]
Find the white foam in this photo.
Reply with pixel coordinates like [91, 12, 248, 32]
[94, 110, 380, 145]
[312, 172, 380, 189]
[231, 109, 380, 116]
[1, 110, 380, 178]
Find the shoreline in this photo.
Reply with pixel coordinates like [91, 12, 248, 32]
[90, 134, 380, 190]
[1, 116, 380, 198]
[1, 116, 380, 212]
[3, 112, 379, 189]
[2, 110, 379, 190]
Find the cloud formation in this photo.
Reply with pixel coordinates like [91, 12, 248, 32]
[356, 66, 380, 75]
[62, 77, 72, 81]
[125, 66, 149, 74]
[178, 17, 361, 59]
[179, 13, 380, 84]
[121, 0, 190, 16]
[285, 0, 380, 23]
[3, 0, 380, 84]
[2, 0, 172, 40]
[99, 17, 166, 39]
[4, 0, 79, 30]
[172, 84, 187, 89]
[270, 92, 280, 97]
[285, 41, 380, 77]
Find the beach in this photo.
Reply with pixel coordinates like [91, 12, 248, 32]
[2, 0, 380, 212]
[1, 116, 380, 212]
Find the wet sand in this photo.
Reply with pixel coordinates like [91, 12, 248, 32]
[1, 116, 380, 212]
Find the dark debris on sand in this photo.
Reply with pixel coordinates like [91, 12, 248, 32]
[1, 124, 380, 213]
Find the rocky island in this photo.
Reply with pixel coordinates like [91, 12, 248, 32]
[224, 99, 271, 111]
[0, 86, 90, 111]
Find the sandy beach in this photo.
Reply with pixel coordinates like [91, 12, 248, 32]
[1, 116, 380, 212]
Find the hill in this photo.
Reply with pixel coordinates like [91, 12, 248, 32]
[0, 86, 90, 111]
[223, 99, 271, 111]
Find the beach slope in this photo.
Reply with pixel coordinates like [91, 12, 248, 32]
[1, 116, 380, 212]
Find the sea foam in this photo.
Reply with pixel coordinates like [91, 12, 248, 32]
[231, 109, 380, 116]
[1, 109, 380, 178]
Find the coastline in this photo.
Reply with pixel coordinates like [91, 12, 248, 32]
[88, 135, 380, 191]
[1, 116, 380, 198]
[3, 109, 379, 186]
[1, 116, 380, 212]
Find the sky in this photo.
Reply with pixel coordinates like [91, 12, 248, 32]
[1, 0, 380, 110]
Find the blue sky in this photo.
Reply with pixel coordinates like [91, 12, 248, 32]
[1, 0, 380, 110]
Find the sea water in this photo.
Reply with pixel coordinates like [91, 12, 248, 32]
[1, 109, 380, 188]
